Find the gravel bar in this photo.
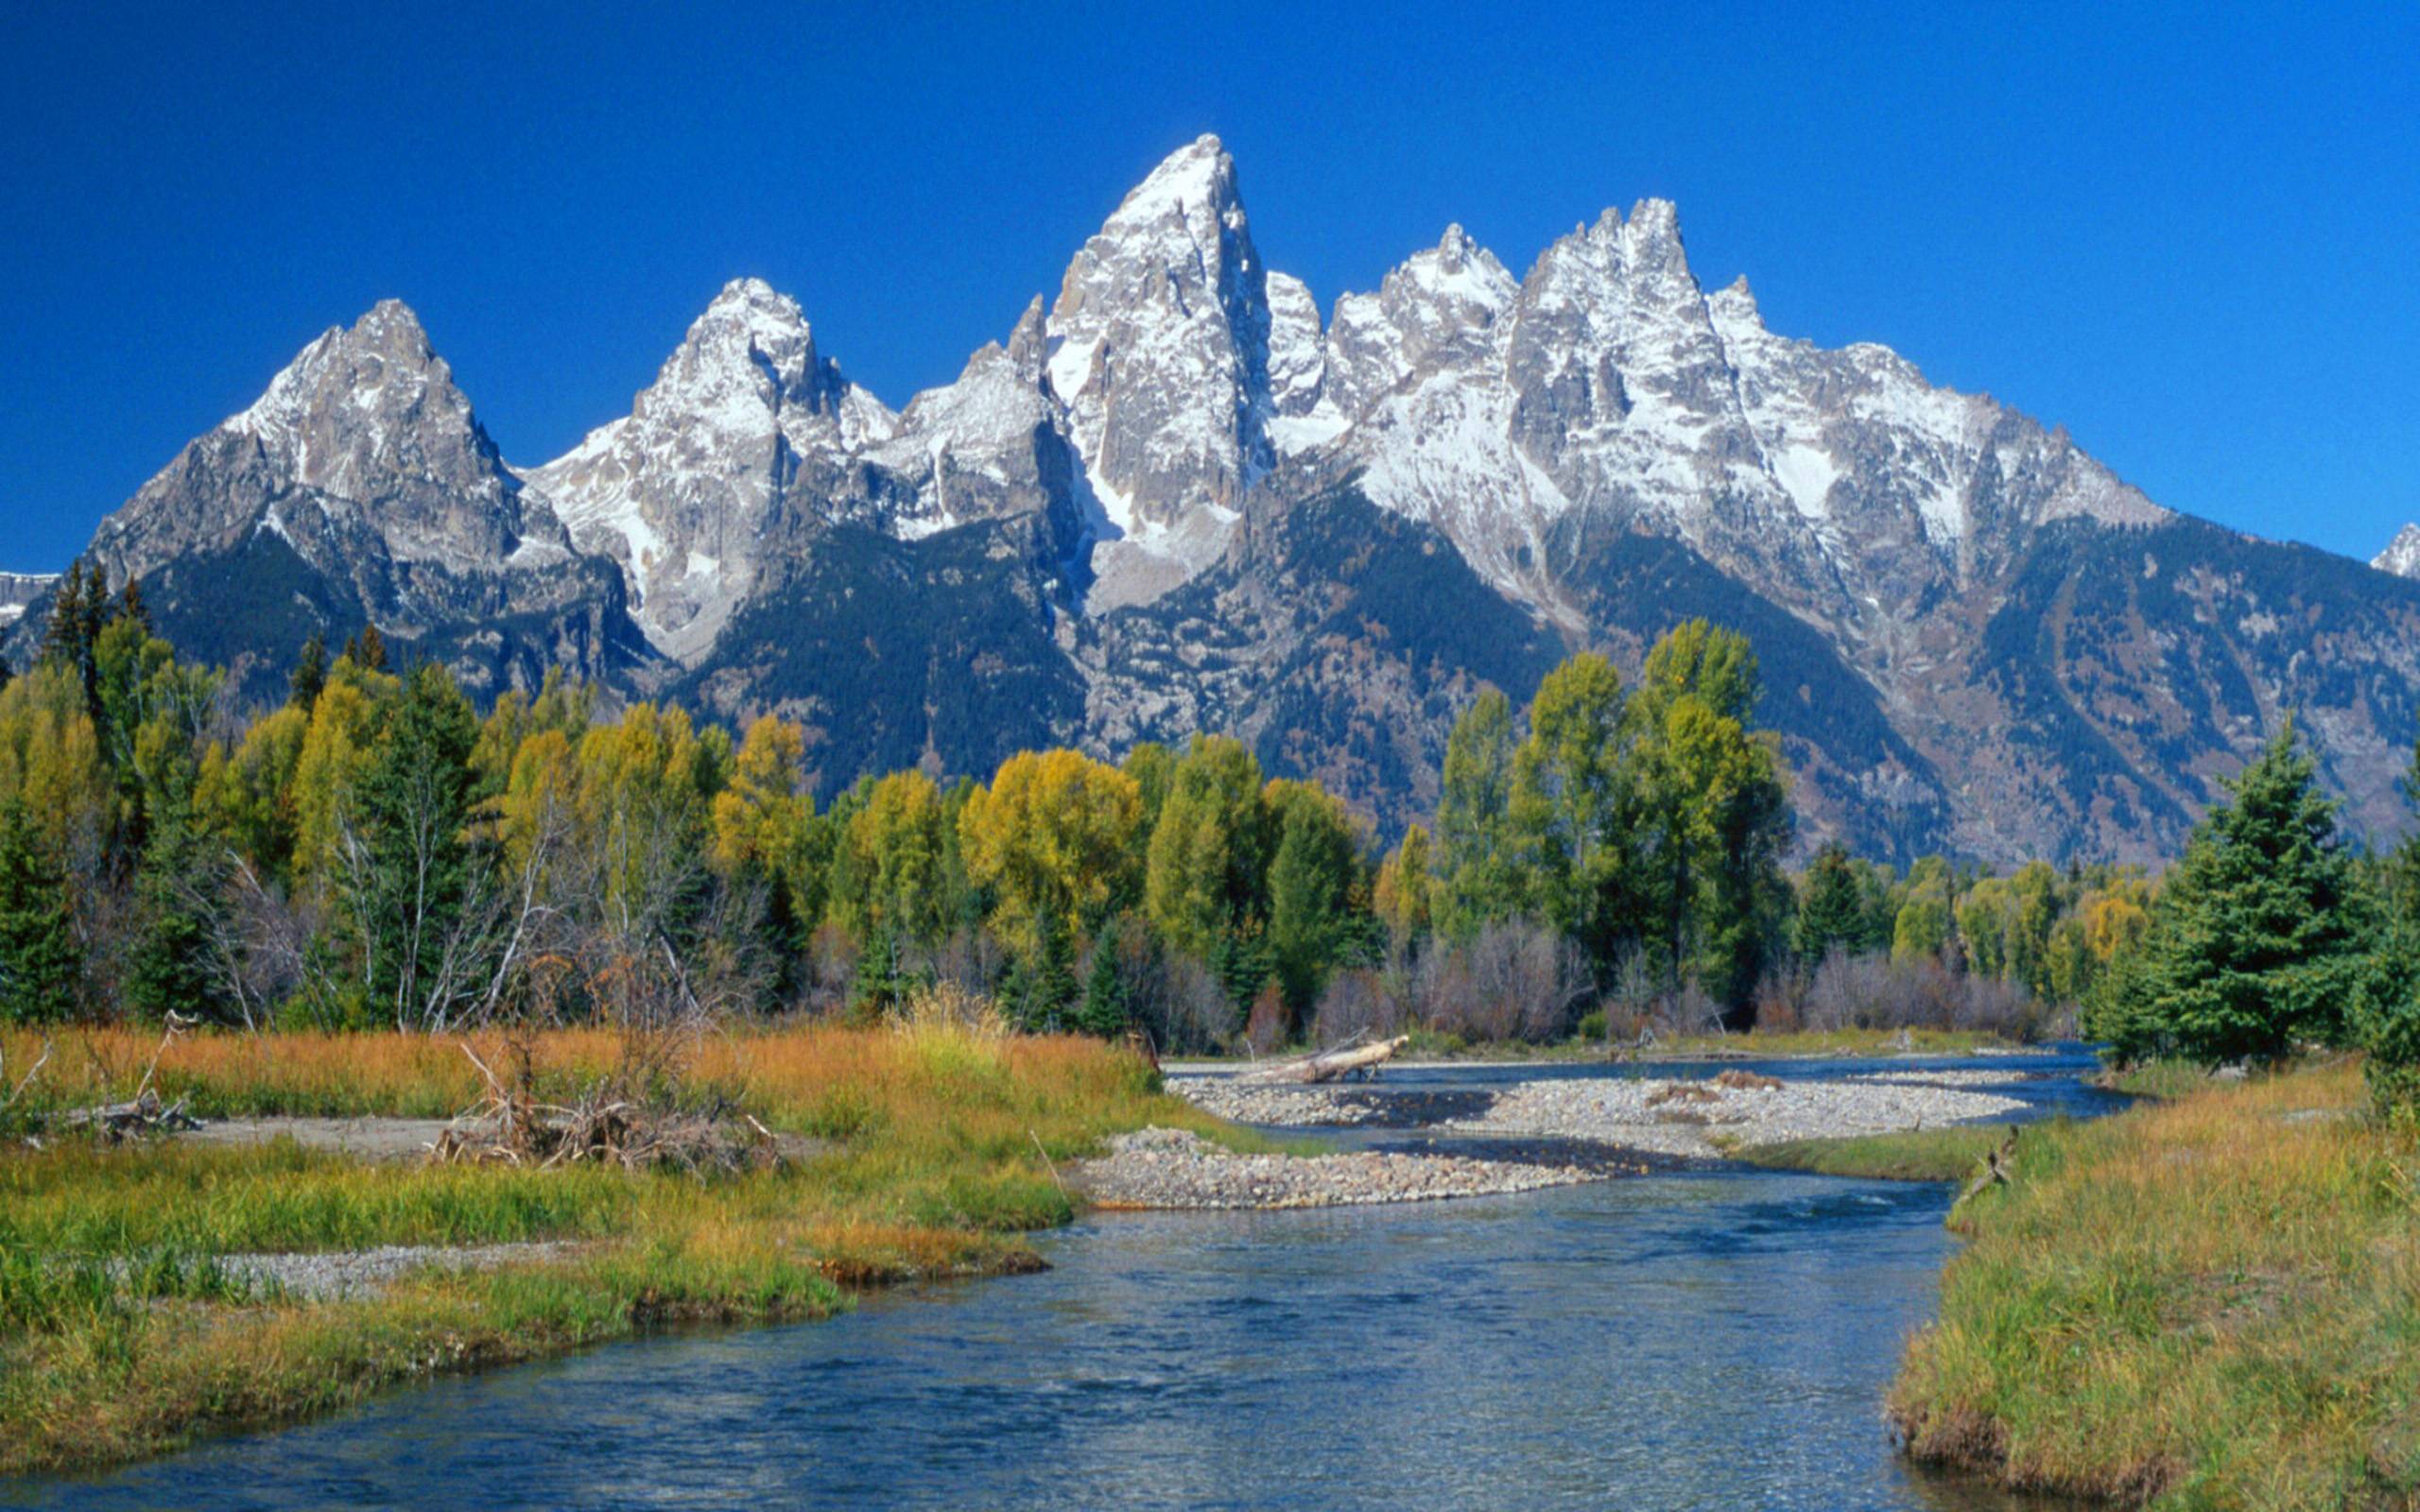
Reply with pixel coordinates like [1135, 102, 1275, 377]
[1070, 1128, 1606, 1210]
[1447, 1076, 2029, 1158]
[216, 1242, 578, 1302]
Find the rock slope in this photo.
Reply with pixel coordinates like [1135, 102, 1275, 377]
[15, 135, 2415, 863]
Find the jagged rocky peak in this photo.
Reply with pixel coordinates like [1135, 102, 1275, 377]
[232, 300, 492, 499]
[527, 278, 899, 664]
[633, 277, 891, 446]
[1324, 223, 1519, 423]
[93, 297, 553, 577]
[2374, 523, 2420, 578]
[867, 296, 1084, 545]
[1046, 134, 1272, 543]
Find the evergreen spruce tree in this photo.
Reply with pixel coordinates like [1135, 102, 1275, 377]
[289, 630, 328, 711]
[127, 767, 224, 1021]
[40, 559, 107, 723]
[1012, 907, 1078, 1032]
[1077, 931, 1132, 1039]
[348, 663, 481, 1027]
[1795, 842, 1865, 962]
[115, 576, 151, 633]
[2124, 720, 2369, 1065]
[0, 799, 78, 1024]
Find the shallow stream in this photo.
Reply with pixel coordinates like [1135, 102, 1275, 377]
[11, 1049, 2116, 1510]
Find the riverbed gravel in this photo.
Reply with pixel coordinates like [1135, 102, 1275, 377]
[1449, 1076, 2029, 1158]
[214, 1242, 578, 1301]
[1070, 1127, 1605, 1210]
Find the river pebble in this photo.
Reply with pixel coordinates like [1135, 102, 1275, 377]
[1070, 1127, 1606, 1210]
[215, 1243, 577, 1302]
[1451, 1076, 2028, 1158]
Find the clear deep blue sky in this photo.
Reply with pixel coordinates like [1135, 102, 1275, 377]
[4, 1, 2414, 572]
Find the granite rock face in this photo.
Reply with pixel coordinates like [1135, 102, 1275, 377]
[21, 137, 2415, 862]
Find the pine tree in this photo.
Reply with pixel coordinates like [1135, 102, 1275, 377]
[40, 559, 107, 723]
[1008, 907, 1078, 1031]
[1433, 687, 1516, 938]
[289, 630, 328, 711]
[1795, 842, 1864, 961]
[346, 663, 481, 1028]
[0, 799, 79, 1023]
[1077, 931, 1132, 1039]
[1265, 788, 1360, 1025]
[2123, 720, 2369, 1065]
[127, 767, 224, 1021]
[115, 576, 151, 633]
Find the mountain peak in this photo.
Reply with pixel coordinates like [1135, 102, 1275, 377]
[2374, 522, 2420, 577]
[1111, 134, 1236, 224]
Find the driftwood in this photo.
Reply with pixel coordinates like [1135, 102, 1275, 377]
[431, 1040, 782, 1174]
[1245, 1035, 1411, 1084]
[1304, 1036, 1409, 1082]
[1957, 1130, 2020, 1207]
[45, 1091, 201, 1142]
[25, 1014, 204, 1145]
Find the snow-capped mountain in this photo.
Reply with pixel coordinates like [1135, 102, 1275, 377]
[527, 279, 898, 661]
[19, 134, 2420, 864]
[0, 573, 57, 629]
[12, 301, 635, 696]
[2375, 524, 2420, 578]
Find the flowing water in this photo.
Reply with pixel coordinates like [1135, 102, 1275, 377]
[10, 1051, 2115, 1511]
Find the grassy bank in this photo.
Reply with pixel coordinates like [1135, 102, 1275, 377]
[1888, 1058, 2419, 1507]
[1729, 1123, 2027, 1182]
[0, 1022, 1230, 1477]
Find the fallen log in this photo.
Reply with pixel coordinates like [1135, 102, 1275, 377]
[45, 1091, 201, 1141]
[1301, 1036, 1411, 1084]
[1956, 1130, 2020, 1207]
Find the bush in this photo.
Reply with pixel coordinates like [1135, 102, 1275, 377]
[1408, 920, 1592, 1043]
[1310, 968, 1405, 1048]
[1796, 951, 2069, 1043]
[2355, 935, 2420, 1125]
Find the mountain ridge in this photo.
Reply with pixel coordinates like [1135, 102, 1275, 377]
[11, 134, 2414, 866]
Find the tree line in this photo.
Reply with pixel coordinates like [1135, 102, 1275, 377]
[0, 565, 2226, 1052]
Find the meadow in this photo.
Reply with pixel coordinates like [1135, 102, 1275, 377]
[0, 1018, 1237, 1475]
[1890, 1057, 2420, 1507]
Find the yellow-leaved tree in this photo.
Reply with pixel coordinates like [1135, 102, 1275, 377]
[957, 748, 1141, 952]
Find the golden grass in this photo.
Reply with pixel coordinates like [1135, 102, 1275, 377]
[1890, 1057, 2420, 1508]
[1729, 1123, 2027, 1182]
[0, 1020, 1230, 1476]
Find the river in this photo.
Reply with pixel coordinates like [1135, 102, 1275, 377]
[12, 1050, 2115, 1510]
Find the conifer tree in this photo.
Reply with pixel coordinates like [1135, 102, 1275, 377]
[289, 630, 328, 711]
[0, 799, 78, 1023]
[346, 663, 481, 1027]
[1077, 930, 1132, 1039]
[2107, 720, 2368, 1064]
[1433, 687, 1517, 938]
[127, 765, 224, 1021]
[1795, 842, 1864, 961]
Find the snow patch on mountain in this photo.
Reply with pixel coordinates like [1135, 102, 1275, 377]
[2374, 523, 2420, 578]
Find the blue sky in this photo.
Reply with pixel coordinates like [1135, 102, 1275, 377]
[4, 1, 2414, 572]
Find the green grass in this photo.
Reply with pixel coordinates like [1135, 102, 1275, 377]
[0, 1019, 1232, 1477]
[2097, 1057, 2230, 1100]
[1729, 1123, 2029, 1182]
[1889, 1057, 2420, 1507]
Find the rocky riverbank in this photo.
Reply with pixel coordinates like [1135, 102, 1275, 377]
[1444, 1075, 2029, 1158]
[1069, 1127, 1623, 1209]
[1143, 1068, 2032, 1200]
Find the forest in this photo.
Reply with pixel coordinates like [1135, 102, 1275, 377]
[0, 558, 2406, 1096]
